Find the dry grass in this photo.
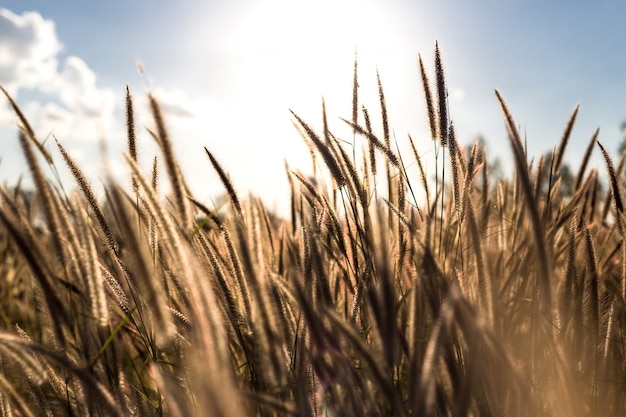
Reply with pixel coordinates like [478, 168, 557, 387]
[0, 43, 625, 416]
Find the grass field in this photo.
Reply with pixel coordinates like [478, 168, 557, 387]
[0, 43, 625, 416]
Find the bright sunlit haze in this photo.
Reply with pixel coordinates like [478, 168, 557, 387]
[1, 1, 626, 216]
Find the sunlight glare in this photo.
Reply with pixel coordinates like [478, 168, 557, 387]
[228, 0, 406, 114]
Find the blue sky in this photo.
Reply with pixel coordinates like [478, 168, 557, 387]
[1, 1, 625, 214]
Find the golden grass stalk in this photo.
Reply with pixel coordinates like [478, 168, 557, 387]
[55, 138, 117, 253]
[0, 202, 69, 344]
[465, 196, 495, 325]
[204, 147, 243, 217]
[362, 105, 377, 177]
[597, 140, 624, 214]
[583, 226, 600, 340]
[418, 54, 438, 142]
[434, 41, 448, 147]
[0, 370, 37, 417]
[376, 69, 391, 151]
[340, 118, 400, 167]
[148, 94, 192, 224]
[74, 196, 109, 328]
[574, 128, 599, 191]
[408, 133, 430, 211]
[495, 89, 553, 313]
[0, 333, 124, 415]
[125, 86, 139, 194]
[291, 110, 346, 188]
[448, 123, 461, 221]
[125, 86, 137, 162]
[552, 104, 579, 175]
[0, 86, 53, 165]
[190, 197, 254, 322]
[16, 130, 66, 265]
[328, 132, 367, 207]
[352, 52, 359, 137]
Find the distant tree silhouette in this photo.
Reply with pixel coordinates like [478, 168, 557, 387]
[619, 120, 626, 155]
[539, 150, 574, 197]
[466, 135, 504, 181]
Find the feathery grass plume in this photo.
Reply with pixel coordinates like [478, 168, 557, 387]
[352, 51, 359, 137]
[574, 128, 599, 191]
[376, 69, 390, 150]
[150, 155, 159, 253]
[559, 218, 579, 338]
[74, 198, 109, 328]
[319, 189, 348, 258]
[328, 133, 367, 207]
[461, 141, 481, 212]
[448, 123, 461, 221]
[434, 41, 448, 147]
[552, 104, 579, 176]
[495, 89, 553, 312]
[534, 153, 545, 199]
[408, 133, 430, 209]
[340, 118, 400, 167]
[0, 196, 69, 349]
[383, 198, 411, 230]
[291, 119, 318, 178]
[291, 110, 346, 187]
[148, 94, 192, 224]
[107, 185, 172, 341]
[480, 146, 490, 210]
[204, 147, 243, 217]
[99, 265, 129, 313]
[597, 140, 623, 214]
[395, 137, 423, 221]
[0, 369, 37, 417]
[1, 86, 53, 165]
[16, 131, 66, 263]
[0, 336, 47, 388]
[125, 86, 136, 160]
[190, 196, 253, 321]
[465, 195, 495, 325]
[0, 333, 125, 415]
[583, 226, 600, 341]
[320, 104, 363, 206]
[194, 229, 244, 325]
[599, 140, 626, 304]
[124, 155, 188, 340]
[376, 70, 396, 214]
[362, 105, 377, 176]
[322, 97, 330, 145]
[55, 138, 117, 253]
[292, 171, 324, 206]
[418, 54, 438, 142]
[285, 161, 297, 234]
[125, 86, 138, 194]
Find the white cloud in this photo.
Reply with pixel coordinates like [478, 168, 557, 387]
[451, 87, 465, 101]
[149, 88, 204, 119]
[0, 8, 114, 142]
[0, 7, 250, 207]
[0, 8, 61, 94]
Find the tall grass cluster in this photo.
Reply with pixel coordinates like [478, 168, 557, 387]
[0, 43, 625, 416]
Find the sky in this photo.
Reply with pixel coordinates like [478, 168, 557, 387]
[1, 1, 625, 215]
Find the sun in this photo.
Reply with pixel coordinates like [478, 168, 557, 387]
[225, 0, 407, 113]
